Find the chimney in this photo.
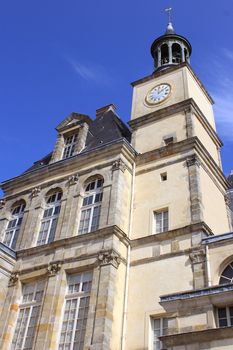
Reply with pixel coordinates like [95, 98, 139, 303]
[96, 104, 116, 119]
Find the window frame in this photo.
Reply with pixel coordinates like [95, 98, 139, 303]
[153, 209, 169, 234]
[78, 178, 103, 235]
[62, 133, 78, 159]
[58, 271, 93, 350]
[37, 191, 62, 246]
[11, 280, 45, 350]
[3, 202, 25, 249]
[219, 262, 233, 285]
[151, 317, 169, 350]
[217, 305, 233, 328]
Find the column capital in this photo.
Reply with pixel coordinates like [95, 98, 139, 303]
[112, 159, 126, 173]
[186, 154, 200, 168]
[67, 173, 79, 186]
[189, 248, 206, 264]
[30, 186, 41, 198]
[97, 250, 121, 269]
[8, 272, 19, 287]
[47, 262, 62, 276]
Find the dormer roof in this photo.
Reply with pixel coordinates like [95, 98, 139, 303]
[55, 112, 92, 133]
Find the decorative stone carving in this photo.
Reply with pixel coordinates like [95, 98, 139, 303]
[47, 262, 62, 276]
[8, 272, 19, 287]
[31, 187, 41, 198]
[67, 173, 79, 186]
[98, 250, 121, 269]
[186, 154, 200, 168]
[189, 249, 206, 264]
[0, 199, 6, 209]
[112, 159, 126, 173]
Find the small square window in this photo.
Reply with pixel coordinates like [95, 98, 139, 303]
[160, 172, 167, 182]
[164, 137, 174, 146]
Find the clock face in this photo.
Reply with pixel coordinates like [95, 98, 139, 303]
[146, 83, 171, 105]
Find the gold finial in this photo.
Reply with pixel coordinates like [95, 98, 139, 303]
[165, 7, 172, 23]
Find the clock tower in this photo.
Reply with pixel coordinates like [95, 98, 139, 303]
[129, 19, 231, 239]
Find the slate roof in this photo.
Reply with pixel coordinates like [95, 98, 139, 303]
[23, 109, 131, 174]
[228, 173, 233, 189]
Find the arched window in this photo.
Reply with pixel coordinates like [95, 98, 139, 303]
[172, 43, 182, 64]
[78, 178, 103, 235]
[219, 262, 233, 285]
[37, 190, 62, 246]
[3, 201, 25, 249]
[161, 44, 169, 65]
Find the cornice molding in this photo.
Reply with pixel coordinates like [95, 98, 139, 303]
[136, 137, 229, 190]
[129, 98, 222, 148]
[16, 225, 129, 259]
[1, 139, 136, 199]
[131, 222, 212, 248]
[131, 63, 214, 104]
[160, 326, 233, 347]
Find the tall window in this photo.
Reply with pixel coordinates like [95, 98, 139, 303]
[152, 318, 169, 350]
[63, 134, 78, 159]
[217, 306, 233, 327]
[37, 190, 62, 246]
[12, 280, 45, 350]
[59, 271, 92, 350]
[154, 209, 169, 234]
[219, 262, 233, 284]
[3, 201, 25, 249]
[78, 178, 103, 235]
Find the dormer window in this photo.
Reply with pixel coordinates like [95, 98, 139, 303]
[62, 133, 78, 159]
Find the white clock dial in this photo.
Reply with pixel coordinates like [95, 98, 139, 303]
[146, 83, 171, 105]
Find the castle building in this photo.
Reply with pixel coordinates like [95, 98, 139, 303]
[0, 17, 233, 350]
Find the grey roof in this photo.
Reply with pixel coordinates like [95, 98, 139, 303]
[227, 172, 233, 189]
[23, 109, 131, 174]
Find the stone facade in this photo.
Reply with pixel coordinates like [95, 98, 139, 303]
[0, 23, 233, 350]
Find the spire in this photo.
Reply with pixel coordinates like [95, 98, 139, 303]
[150, 8, 192, 72]
[165, 7, 175, 34]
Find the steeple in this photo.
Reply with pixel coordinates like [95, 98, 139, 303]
[151, 8, 192, 71]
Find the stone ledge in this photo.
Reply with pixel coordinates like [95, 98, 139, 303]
[131, 222, 212, 248]
[203, 231, 233, 245]
[16, 225, 129, 258]
[160, 326, 233, 347]
[160, 283, 233, 303]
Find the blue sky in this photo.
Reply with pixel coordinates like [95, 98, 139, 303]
[0, 0, 233, 190]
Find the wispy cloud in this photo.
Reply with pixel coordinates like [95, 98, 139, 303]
[62, 55, 113, 86]
[206, 49, 233, 140]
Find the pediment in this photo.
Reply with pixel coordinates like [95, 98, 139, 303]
[55, 112, 92, 133]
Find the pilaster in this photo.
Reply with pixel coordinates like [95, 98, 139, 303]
[189, 248, 206, 289]
[89, 250, 122, 350]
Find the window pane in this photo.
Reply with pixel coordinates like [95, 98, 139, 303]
[59, 273, 92, 350]
[12, 281, 44, 350]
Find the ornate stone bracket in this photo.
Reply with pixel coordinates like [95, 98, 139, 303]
[67, 173, 79, 186]
[189, 248, 206, 264]
[186, 154, 200, 168]
[8, 272, 19, 287]
[98, 250, 121, 269]
[112, 159, 126, 173]
[47, 262, 62, 276]
[31, 187, 41, 198]
[0, 199, 6, 209]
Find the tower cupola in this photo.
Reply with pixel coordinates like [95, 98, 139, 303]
[151, 9, 192, 72]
